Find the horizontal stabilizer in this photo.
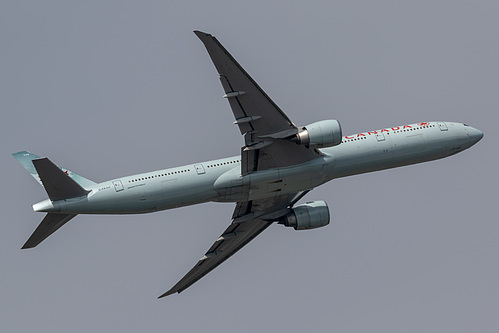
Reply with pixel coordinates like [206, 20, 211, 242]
[33, 158, 90, 201]
[22, 213, 77, 249]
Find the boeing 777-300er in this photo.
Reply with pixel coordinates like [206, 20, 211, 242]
[13, 31, 483, 298]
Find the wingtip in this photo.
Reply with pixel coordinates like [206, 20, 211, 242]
[193, 30, 208, 35]
[157, 289, 177, 299]
[193, 30, 213, 40]
[21, 239, 37, 249]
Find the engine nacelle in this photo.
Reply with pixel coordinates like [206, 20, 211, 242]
[279, 201, 330, 230]
[293, 120, 342, 148]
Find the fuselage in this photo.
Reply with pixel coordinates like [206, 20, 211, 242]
[33, 121, 483, 215]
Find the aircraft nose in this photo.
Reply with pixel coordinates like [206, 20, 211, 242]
[465, 125, 484, 145]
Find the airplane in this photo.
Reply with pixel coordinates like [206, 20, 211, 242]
[13, 31, 483, 298]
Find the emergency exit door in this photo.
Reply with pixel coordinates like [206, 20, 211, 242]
[113, 180, 124, 192]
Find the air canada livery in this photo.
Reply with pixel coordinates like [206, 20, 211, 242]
[13, 31, 483, 298]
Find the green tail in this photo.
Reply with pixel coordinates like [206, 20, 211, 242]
[13, 151, 96, 189]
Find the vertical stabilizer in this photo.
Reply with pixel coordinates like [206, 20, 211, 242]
[12, 151, 96, 189]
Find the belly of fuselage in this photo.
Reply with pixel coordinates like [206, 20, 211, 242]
[212, 157, 331, 202]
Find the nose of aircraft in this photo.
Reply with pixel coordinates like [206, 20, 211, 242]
[465, 125, 484, 145]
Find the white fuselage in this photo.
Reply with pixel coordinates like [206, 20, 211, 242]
[32, 122, 483, 215]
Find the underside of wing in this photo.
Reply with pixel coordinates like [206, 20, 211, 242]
[194, 31, 320, 173]
[159, 217, 272, 298]
[160, 32, 322, 298]
[159, 192, 308, 298]
[194, 30, 295, 137]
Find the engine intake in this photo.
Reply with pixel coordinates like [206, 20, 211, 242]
[279, 201, 330, 230]
[293, 120, 342, 148]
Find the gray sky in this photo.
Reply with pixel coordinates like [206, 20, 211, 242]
[1, 1, 497, 332]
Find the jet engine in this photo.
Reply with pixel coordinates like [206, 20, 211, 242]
[279, 201, 330, 230]
[292, 120, 342, 148]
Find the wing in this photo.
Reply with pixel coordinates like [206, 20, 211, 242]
[159, 192, 308, 297]
[160, 32, 318, 297]
[194, 31, 320, 174]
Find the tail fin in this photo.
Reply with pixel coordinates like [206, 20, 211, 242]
[22, 213, 77, 249]
[13, 151, 96, 189]
[14, 152, 93, 248]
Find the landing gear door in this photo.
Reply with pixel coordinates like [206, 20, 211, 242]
[112, 180, 124, 192]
